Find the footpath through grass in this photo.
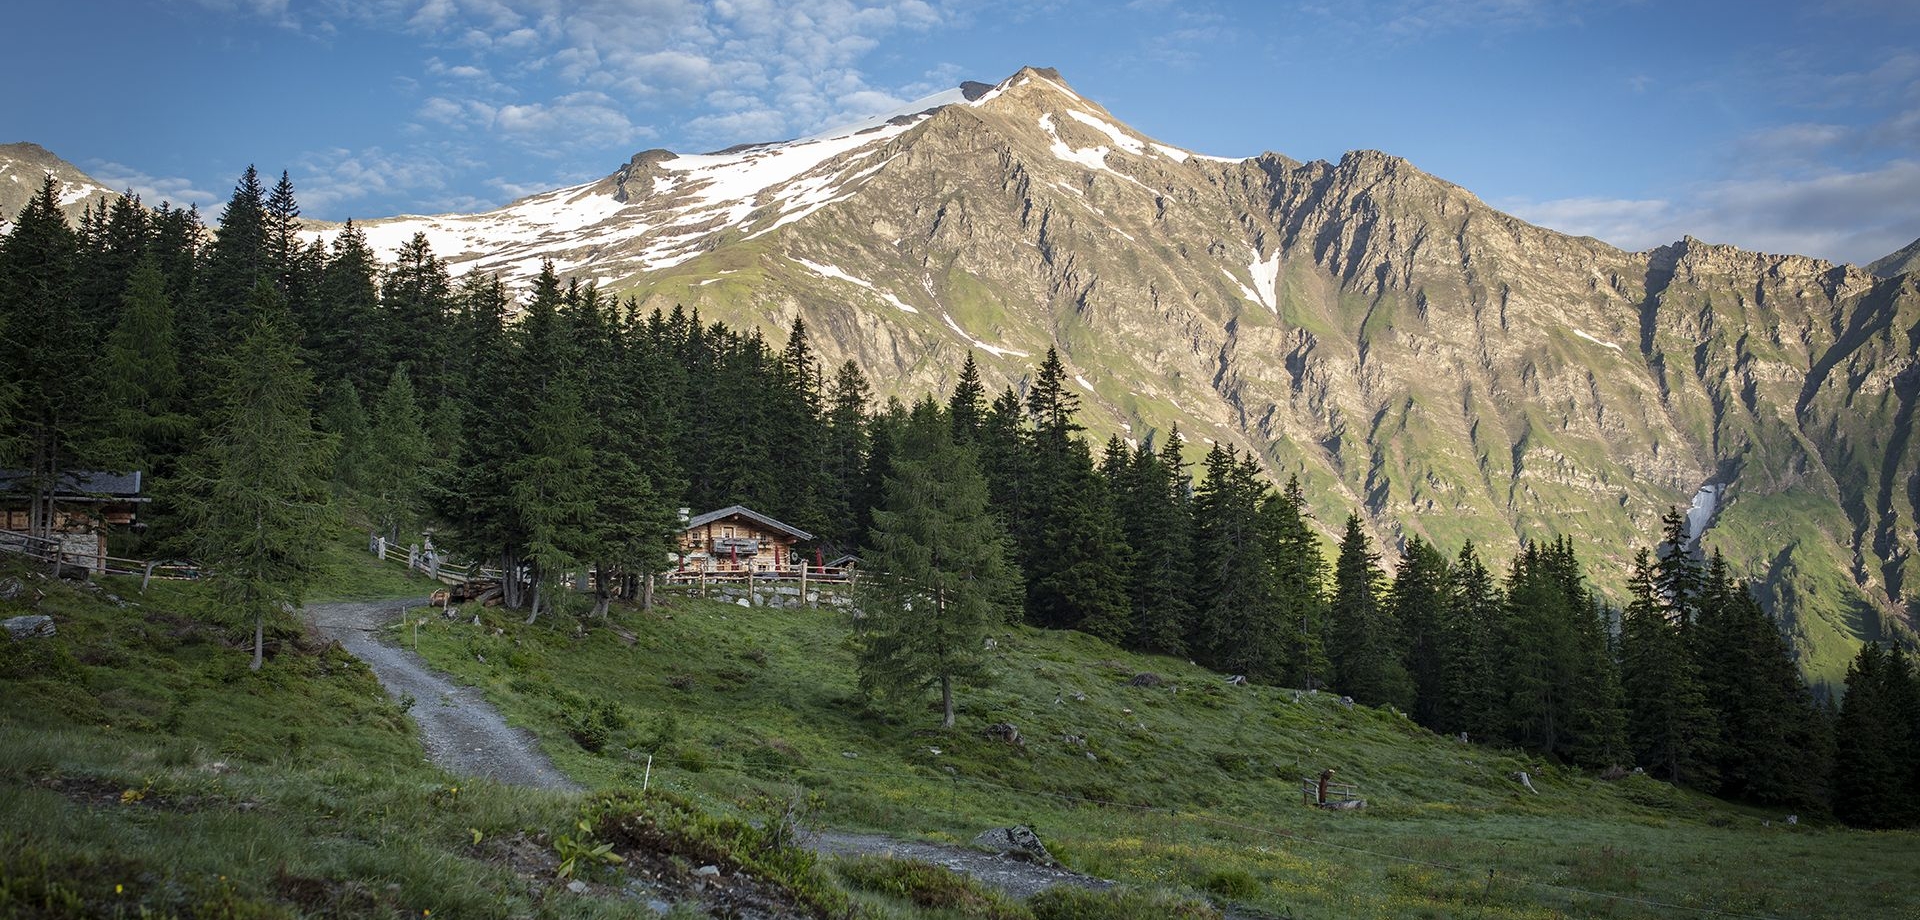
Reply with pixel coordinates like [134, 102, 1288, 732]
[0, 534, 1228, 920]
[408, 587, 1920, 920]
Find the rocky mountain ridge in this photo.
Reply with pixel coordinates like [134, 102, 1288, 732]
[6, 68, 1915, 683]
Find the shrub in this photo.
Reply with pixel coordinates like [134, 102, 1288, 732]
[1028, 886, 1219, 920]
[837, 856, 1031, 919]
[556, 692, 628, 753]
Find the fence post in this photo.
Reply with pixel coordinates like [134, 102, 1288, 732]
[799, 562, 809, 608]
[141, 560, 156, 592]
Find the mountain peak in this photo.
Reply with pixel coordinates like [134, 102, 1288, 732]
[1868, 236, 1920, 278]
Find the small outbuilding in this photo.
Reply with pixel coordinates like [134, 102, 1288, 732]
[0, 470, 148, 571]
[675, 505, 813, 574]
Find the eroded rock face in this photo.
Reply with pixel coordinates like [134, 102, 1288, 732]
[291, 66, 1917, 682]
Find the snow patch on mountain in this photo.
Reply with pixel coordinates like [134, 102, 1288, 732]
[1039, 113, 1110, 171]
[1249, 252, 1281, 313]
[1573, 328, 1624, 352]
[1065, 110, 1145, 156]
[941, 312, 1029, 359]
[791, 257, 919, 313]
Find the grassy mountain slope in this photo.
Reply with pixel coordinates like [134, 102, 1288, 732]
[408, 587, 1919, 920]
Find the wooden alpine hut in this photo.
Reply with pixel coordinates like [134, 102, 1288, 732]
[675, 505, 813, 574]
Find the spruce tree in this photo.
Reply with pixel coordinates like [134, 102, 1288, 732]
[175, 284, 333, 670]
[199, 166, 271, 329]
[948, 352, 986, 445]
[856, 399, 1018, 729]
[1620, 549, 1716, 786]
[823, 360, 872, 553]
[1329, 514, 1412, 707]
[1833, 643, 1918, 827]
[311, 221, 388, 394]
[365, 366, 430, 542]
[509, 372, 594, 623]
[1116, 433, 1195, 655]
[100, 255, 191, 481]
[1269, 474, 1331, 689]
[0, 175, 104, 539]
[1391, 536, 1452, 729]
[1189, 443, 1280, 678]
[1441, 542, 1504, 738]
[318, 379, 372, 493]
[382, 233, 455, 405]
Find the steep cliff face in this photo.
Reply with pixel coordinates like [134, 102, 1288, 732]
[310, 66, 1915, 683]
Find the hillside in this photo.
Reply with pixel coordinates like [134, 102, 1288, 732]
[0, 142, 115, 232]
[406, 586, 1918, 920]
[287, 66, 1916, 686]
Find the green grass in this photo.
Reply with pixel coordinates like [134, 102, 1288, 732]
[9, 530, 1915, 919]
[0, 555, 612, 919]
[406, 589, 1920, 920]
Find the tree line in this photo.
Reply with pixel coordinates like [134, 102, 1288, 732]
[2, 168, 1915, 826]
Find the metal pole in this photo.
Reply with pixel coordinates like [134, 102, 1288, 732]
[643, 755, 653, 792]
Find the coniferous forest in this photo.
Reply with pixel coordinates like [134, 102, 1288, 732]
[4, 169, 1919, 828]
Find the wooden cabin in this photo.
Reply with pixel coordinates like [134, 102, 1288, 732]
[675, 505, 813, 573]
[0, 470, 147, 571]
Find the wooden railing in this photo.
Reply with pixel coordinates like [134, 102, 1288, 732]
[661, 564, 856, 586]
[0, 529, 201, 587]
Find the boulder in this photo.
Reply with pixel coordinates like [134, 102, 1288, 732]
[0, 577, 22, 602]
[983, 722, 1023, 746]
[3, 614, 55, 639]
[971, 825, 1056, 865]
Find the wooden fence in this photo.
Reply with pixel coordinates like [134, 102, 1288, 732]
[0, 529, 201, 588]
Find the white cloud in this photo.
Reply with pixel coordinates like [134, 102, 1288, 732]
[1506, 159, 1920, 266]
[84, 162, 220, 212]
[291, 146, 461, 216]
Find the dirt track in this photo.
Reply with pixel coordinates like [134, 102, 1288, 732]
[304, 598, 578, 791]
[305, 598, 1147, 906]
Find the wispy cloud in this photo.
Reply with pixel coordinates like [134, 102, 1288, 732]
[1506, 159, 1920, 265]
[84, 162, 220, 212]
[258, 0, 960, 154]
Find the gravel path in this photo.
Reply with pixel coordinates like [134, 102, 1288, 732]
[809, 830, 1110, 900]
[304, 599, 579, 791]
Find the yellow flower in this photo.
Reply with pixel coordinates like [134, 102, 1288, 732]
[115, 885, 123, 894]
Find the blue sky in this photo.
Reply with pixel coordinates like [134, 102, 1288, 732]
[6, 0, 1917, 264]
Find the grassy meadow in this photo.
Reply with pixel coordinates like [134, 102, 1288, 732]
[2, 533, 1915, 919]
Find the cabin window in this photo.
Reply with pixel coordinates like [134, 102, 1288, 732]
[723, 526, 735, 539]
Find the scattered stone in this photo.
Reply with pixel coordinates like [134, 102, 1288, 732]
[647, 900, 672, 915]
[567, 880, 588, 893]
[1225, 674, 1248, 686]
[693, 865, 721, 878]
[983, 722, 1023, 746]
[1787, 815, 1798, 826]
[971, 825, 1056, 866]
[0, 577, 24, 601]
[1058, 733, 1087, 749]
[1322, 799, 1367, 811]
[3, 614, 55, 640]
[734, 598, 750, 607]
[1512, 771, 1539, 794]
[841, 751, 858, 758]
[1070, 691, 1086, 702]
[1128, 672, 1165, 687]
[1339, 696, 1355, 707]
[983, 636, 997, 650]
